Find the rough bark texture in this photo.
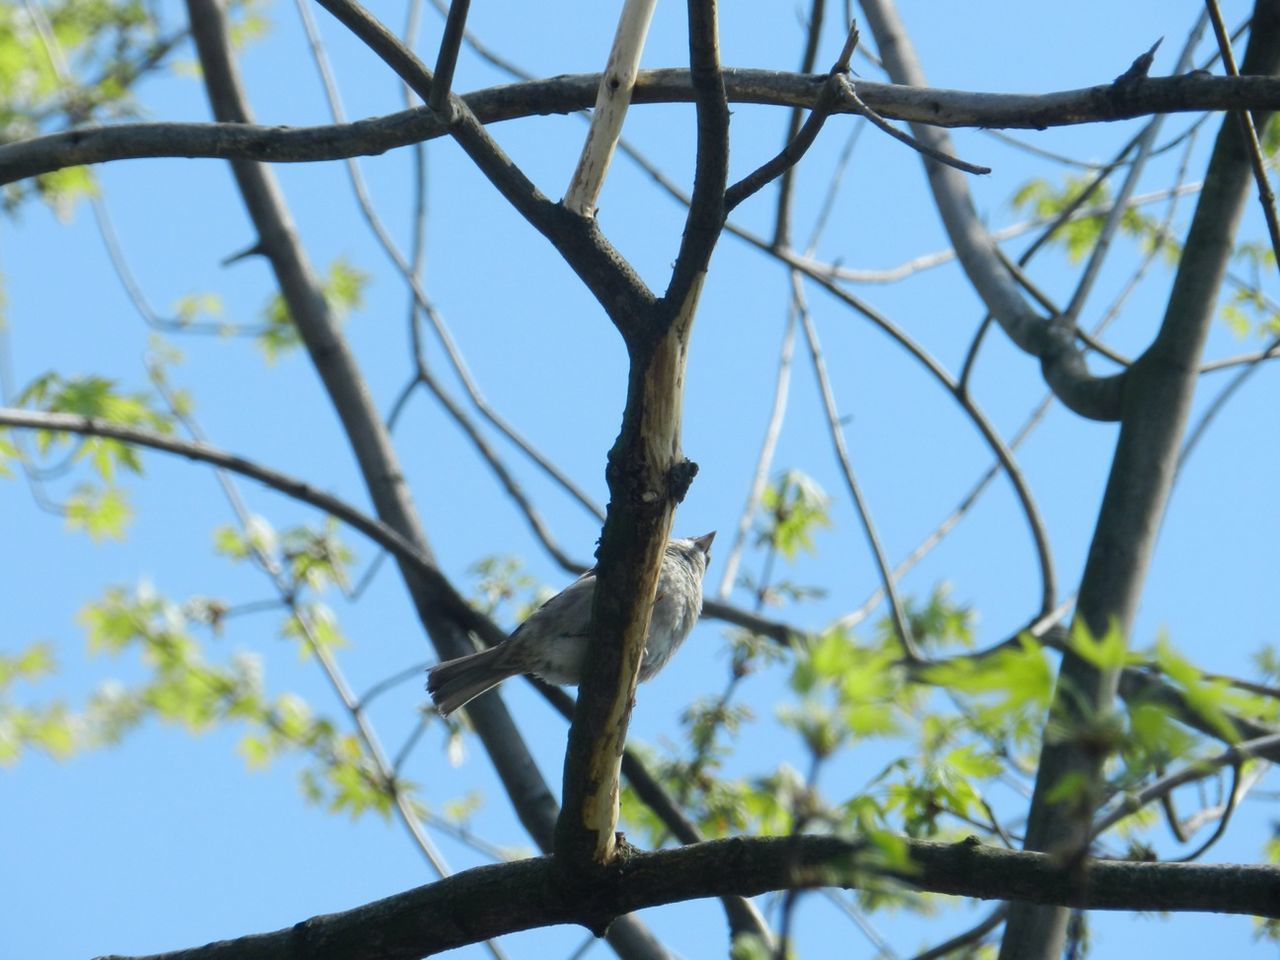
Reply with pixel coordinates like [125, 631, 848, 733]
[96, 837, 1280, 960]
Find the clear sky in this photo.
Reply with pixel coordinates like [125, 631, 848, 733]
[4, 1, 1278, 958]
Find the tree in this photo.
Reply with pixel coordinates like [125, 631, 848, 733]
[4, 0, 1280, 957]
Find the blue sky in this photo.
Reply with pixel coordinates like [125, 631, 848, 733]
[4, 1, 1278, 957]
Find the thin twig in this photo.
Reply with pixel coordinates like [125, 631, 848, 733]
[1205, 0, 1280, 277]
[717, 313, 797, 599]
[725, 21, 860, 213]
[1059, 14, 1206, 327]
[1173, 761, 1243, 863]
[360, 661, 433, 708]
[416, 354, 585, 572]
[909, 905, 1009, 960]
[821, 890, 900, 958]
[1179, 331, 1280, 470]
[817, 182, 1203, 284]
[834, 75, 990, 176]
[1090, 731, 1280, 838]
[719, 0, 831, 597]
[294, 0, 606, 526]
[773, 0, 828, 249]
[795, 277, 922, 662]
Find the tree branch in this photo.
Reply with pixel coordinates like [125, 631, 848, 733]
[564, 0, 658, 216]
[182, 2, 664, 956]
[312, 0, 657, 337]
[7, 72, 1278, 187]
[94, 837, 1280, 960]
[859, 0, 1124, 422]
[556, 0, 729, 873]
[1000, 2, 1280, 955]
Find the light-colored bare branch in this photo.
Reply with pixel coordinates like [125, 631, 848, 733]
[564, 0, 657, 216]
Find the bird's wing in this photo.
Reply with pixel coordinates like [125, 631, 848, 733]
[513, 568, 597, 640]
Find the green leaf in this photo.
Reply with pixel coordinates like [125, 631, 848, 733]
[944, 743, 1003, 780]
[922, 635, 1055, 721]
[0, 432, 18, 477]
[1067, 619, 1132, 671]
[282, 520, 356, 592]
[172, 292, 223, 326]
[1045, 770, 1089, 805]
[757, 469, 832, 559]
[35, 165, 97, 222]
[0, 642, 57, 690]
[239, 734, 271, 768]
[256, 258, 369, 361]
[66, 484, 131, 540]
[730, 934, 774, 960]
[1152, 635, 1240, 743]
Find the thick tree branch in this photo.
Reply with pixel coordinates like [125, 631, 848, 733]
[94, 837, 1280, 960]
[6, 72, 1279, 187]
[557, 0, 728, 871]
[182, 3, 665, 957]
[1000, 2, 1280, 956]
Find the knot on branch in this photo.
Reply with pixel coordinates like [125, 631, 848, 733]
[668, 458, 699, 503]
[1112, 37, 1163, 87]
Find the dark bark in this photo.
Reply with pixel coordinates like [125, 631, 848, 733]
[95, 837, 1280, 960]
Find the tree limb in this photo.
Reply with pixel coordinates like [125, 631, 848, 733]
[93, 837, 1280, 960]
[1000, 1, 1280, 955]
[5, 72, 1279, 187]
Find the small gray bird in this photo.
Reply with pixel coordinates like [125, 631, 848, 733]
[427, 532, 715, 716]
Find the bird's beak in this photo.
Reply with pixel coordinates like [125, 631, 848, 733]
[693, 531, 716, 555]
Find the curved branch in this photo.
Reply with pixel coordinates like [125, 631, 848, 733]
[1005, 4, 1280, 950]
[94, 837, 1280, 960]
[0, 408, 503, 643]
[859, 0, 1124, 421]
[1090, 731, 1280, 838]
[797, 288, 921, 661]
[5, 71, 1280, 187]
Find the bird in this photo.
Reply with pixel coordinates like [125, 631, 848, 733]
[427, 532, 715, 717]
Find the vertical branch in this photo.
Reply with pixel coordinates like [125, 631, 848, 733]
[428, 0, 470, 118]
[998, 4, 1280, 958]
[555, 323, 692, 870]
[556, 0, 730, 872]
[663, 0, 730, 312]
[774, 0, 827, 249]
[564, 0, 658, 217]
[184, 3, 671, 957]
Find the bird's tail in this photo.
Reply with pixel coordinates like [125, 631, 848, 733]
[427, 646, 519, 717]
